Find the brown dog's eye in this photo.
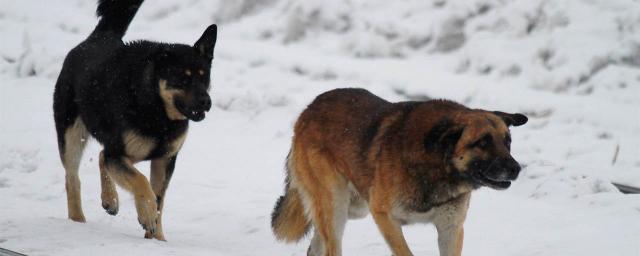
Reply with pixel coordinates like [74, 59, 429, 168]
[472, 134, 492, 149]
[504, 134, 512, 150]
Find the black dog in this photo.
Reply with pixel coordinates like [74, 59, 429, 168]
[53, 0, 217, 240]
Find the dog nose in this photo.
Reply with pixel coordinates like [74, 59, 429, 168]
[196, 93, 211, 111]
[507, 159, 521, 179]
[511, 161, 521, 172]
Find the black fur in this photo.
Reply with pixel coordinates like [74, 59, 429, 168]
[271, 195, 287, 229]
[358, 103, 397, 160]
[156, 155, 178, 208]
[53, 0, 218, 233]
[407, 169, 470, 213]
[423, 118, 453, 152]
[360, 115, 383, 154]
[423, 118, 463, 157]
[272, 150, 292, 228]
[359, 101, 419, 164]
[94, 0, 144, 38]
[493, 111, 528, 127]
[54, 0, 217, 163]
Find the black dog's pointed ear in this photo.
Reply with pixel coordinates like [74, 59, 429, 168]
[493, 111, 528, 127]
[194, 24, 217, 60]
[424, 118, 464, 153]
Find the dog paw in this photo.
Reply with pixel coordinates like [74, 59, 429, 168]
[136, 199, 158, 237]
[102, 201, 119, 216]
[144, 230, 154, 239]
[69, 213, 86, 223]
[144, 229, 166, 241]
[100, 179, 119, 216]
[138, 214, 157, 236]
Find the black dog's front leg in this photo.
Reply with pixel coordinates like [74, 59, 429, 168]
[146, 155, 177, 241]
[103, 155, 159, 237]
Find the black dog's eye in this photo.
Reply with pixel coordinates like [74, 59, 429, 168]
[472, 134, 492, 149]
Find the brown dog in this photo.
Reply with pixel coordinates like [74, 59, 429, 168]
[271, 88, 528, 256]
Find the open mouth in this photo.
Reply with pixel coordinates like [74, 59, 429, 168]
[185, 109, 207, 122]
[474, 172, 512, 190]
[176, 101, 208, 122]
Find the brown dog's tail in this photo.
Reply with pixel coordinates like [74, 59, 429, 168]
[271, 149, 310, 242]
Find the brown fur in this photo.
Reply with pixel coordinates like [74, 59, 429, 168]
[271, 149, 312, 242]
[99, 151, 119, 215]
[272, 88, 527, 256]
[159, 79, 187, 121]
[144, 157, 169, 240]
[103, 156, 159, 237]
[166, 131, 188, 157]
[123, 130, 157, 161]
[61, 117, 89, 222]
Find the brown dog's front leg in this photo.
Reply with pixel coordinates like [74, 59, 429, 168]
[434, 193, 470, 256]
[371, 211, 413, 256]
[436, 225, 464, 256]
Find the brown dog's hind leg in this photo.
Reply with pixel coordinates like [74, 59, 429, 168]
[296, 149, 349, 256]
[59, 118, 89, 223]
[306, 185, 349, 256]
[103, 156, 158, 237]
[143, 156, 177, 241]
[307, 185, 349, 256]
[99, 151, 119, 215]
[307, 229, 324, 256]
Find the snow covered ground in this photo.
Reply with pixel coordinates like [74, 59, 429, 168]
[1, 0, 639, 255]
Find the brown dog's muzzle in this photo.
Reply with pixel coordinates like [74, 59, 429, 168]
[469, 156, 521, 190]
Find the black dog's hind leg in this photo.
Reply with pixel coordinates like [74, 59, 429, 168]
[58, 118, 88, 223]
[54, 74, 88, 223]
[99, 151, 119, 215]
[145, 155, 177, 241]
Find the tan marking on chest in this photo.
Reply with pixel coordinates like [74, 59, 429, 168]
[431, 192, 471, 227]
[159, 79, 187, 121]
[166, 131, 188, 157]
[123, 130, 156, 161]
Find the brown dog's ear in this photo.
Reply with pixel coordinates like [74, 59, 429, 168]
[493, 111, 528, 127]
[424, 118, 463, 153]
[194, 24, 217, 60]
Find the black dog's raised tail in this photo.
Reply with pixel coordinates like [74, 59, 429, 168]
[93, 0, 144, 38]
